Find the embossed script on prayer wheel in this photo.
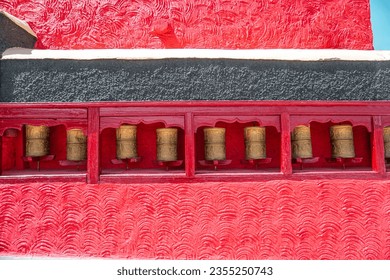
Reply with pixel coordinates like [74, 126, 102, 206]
[116, 125, 137, 159]
[291, 125, 313, 159]
[244, 126, 266, 159]
[156, 128, 178, 161]
[383, 126, 390, 158]
[25, 125, 49, 157]
[330, 125, 355, 158]
[67, 129, 87, 161]
[204, 128, 226, 160]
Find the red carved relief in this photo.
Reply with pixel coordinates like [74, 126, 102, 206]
[0, 180, 389, 259]
[0, 0, 373, 49]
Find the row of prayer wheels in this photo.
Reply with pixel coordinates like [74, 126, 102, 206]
[292, 124, 355, 159]
[116, 125, 268, 161]
[24, 125, 266, 162]
[116, 125, 178, 161]
[24, 124, 179, 162]
[25, 125, 87, 161]
[204, 125, 359, 161]
[204, 127, 266, 160]
[22, 124, 390, 163]
[205, 125, 359, 160]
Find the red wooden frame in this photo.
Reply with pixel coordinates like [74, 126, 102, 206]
[1, 101, 389, 184]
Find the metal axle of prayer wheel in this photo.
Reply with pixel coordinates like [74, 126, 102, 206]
[24, 125, 51, 171]
[244, 126, 266, 160]
[204, 127, 226, 161]
[330, 125, 355, 158]
[291, 125, 313, 159]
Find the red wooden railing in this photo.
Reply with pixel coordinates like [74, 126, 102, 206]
[1, 101, 389, 184]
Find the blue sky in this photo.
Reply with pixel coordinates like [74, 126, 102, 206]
[371, 0, 390, 50]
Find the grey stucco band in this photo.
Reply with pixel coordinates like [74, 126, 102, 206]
[1, 58, 390, 102]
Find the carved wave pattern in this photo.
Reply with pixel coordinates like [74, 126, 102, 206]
[0, 180, 390, 259]
[0, 0, 372, 49]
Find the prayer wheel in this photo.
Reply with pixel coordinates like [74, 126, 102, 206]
[383, 126, 390, 158]
[330, 125, 355, 158]
[204, 127, 226, 161]
[244, 126, 266, 159]
[156, 128, 178, 161]
[116, 125, 137, 159]
[291, 125, 313, 159]
[25, 125, 49, 157]
[67, 129, 87, 161]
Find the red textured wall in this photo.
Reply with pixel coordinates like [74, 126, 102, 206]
[1, 180, 390, 259]
[0, 0, 373, 49]
[0, 1, 385, 260]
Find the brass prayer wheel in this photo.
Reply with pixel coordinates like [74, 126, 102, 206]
[66, 129, 87, 161]
[330, 125, 355, 158]
[116, 125, 137, 159]
[291, 125, 313, 159]
[204, 127, 226, 160]
[25, 125, 49, 157]
[383, 126, 390, 158]
[156, 128, 178, 161]
[244, 126, 266, 159]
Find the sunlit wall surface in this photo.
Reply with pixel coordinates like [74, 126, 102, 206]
[0, 0, 373, 49]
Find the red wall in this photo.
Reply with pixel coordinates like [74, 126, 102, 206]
[0, 0, 373, 49]
[1, 180, 390, 259]
[0, 1, 386, 260]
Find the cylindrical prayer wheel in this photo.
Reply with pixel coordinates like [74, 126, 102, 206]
[204, 127, 226, 161]
[330, 125, 355, 158]
[25, 125, 49, 157]
[383, 126, 390, 158]
[67, 129, 87, 161]
[116, 125, 137, 159]
[156, 128, 178, 161]
[291, 125, 313, 159]
[244, 126, 266, 159]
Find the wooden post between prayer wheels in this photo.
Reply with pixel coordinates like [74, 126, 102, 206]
[330, 125, 355, 158]
[204, 127, 226, 161]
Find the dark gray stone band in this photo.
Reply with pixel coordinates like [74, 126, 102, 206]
[1, 58, 390, 102]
